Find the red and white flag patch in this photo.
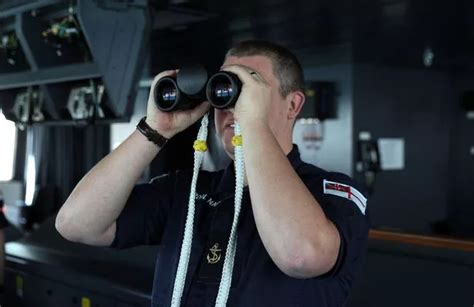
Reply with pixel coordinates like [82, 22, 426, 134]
[323, 179, 367, 215]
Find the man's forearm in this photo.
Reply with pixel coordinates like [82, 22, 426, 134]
[56, 130, 162, 242]
[240, 122, 340, 278]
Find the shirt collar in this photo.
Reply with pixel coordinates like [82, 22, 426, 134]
[217, 144, 304, 194]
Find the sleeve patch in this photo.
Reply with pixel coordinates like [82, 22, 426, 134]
[323, 179, 367, 215]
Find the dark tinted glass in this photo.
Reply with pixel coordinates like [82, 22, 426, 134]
[211, 76, 234, 106]
[156, 80, 178, 109]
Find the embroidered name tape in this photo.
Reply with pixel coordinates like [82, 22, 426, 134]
[323, 179, 367, 215]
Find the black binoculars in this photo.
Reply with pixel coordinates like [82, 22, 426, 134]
[153, 64, 242, 112]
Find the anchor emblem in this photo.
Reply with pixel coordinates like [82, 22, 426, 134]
[207, 243, 222, 264]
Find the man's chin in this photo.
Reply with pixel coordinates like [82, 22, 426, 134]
[221, 137, 235, 160]
[224, 147, 235, 160]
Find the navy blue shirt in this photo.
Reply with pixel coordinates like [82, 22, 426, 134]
[111, 145, 370, 306]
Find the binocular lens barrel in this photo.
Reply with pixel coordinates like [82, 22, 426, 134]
[154, 77, 180, 112]
[206, 71, 241, 109]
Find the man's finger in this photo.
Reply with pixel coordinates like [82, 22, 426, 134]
[151, 69, 179, 88]
[175, 101, 211, 126]
[190, 101, 211, 123]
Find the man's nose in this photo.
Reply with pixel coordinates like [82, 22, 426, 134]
[216, 108, 234, 120]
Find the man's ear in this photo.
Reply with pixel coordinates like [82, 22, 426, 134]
[287, 91, 305, 120]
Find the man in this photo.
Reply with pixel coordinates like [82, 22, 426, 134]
[56, 40, 369, 306]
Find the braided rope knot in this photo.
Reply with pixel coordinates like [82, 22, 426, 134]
[193, 140, 208, 152]
[231, 135, 243, 147]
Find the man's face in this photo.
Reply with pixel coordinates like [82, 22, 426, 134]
[214, 55, 289, 159]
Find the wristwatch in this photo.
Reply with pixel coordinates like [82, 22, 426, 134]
[136, 117, 169, 147]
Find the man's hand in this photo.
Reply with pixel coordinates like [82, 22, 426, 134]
[221, 65, 272, 128]
[146, 70, 211, 139]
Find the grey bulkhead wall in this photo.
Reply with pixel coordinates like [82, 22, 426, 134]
[298, 48, 354, 176]
[352, 64, 452, 234]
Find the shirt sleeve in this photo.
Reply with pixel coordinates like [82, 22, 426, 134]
[307, 172, 370, 277]
[109, 171, 177, 249]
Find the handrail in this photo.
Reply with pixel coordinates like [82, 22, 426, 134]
[369, 229, 474, 252]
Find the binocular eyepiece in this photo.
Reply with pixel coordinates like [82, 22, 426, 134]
[154, 64, 242, 112]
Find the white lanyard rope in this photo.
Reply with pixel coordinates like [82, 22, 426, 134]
[215, 122, 244, 307]
[170, 113, 209, 307]
[170, 113, 244, 307]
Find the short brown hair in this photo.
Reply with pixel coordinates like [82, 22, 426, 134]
[226, 40, 304, 97]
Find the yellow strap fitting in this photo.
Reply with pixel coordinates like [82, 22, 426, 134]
[193, 140, 208, 152]
[232, 135, 243, 147]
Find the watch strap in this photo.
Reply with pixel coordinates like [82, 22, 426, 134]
[136, 117, 168, 147]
